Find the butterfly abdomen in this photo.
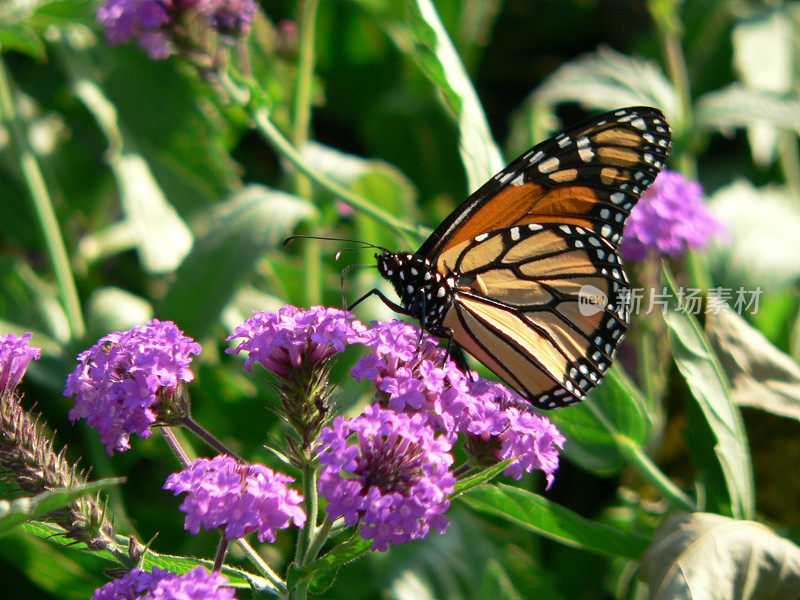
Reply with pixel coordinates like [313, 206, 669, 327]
[376, 252, 454, 334]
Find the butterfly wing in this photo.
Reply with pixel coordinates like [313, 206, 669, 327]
[418, 106, 671, 258]
[423, 106, 671, 407]
[440, 223, 629, 408]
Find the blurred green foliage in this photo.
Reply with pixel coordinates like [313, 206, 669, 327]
[2, 0, 800, 598]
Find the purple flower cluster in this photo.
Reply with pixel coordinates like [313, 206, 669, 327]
[163, 455, 306, 542]
[351, 320, 471, 433]
[64, 319, 201, 455]
[97, 0, 257, 59]
[0, 333, 40, 396]
[350, 320, 565, 485]
[461, 379, 565, 485]
[316, 404, 455, 552]
[199, 0, 257, 35]
[92, 566, 235, 600]
[97, 0, 175, 59]
[227, 305, 367, 377]
[621, 170, 724, 262]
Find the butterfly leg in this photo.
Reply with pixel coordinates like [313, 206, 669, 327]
[442, 329, 469, 372]
[347, 288, 412, 316]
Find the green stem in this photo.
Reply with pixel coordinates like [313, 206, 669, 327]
[778, 131, 800, 204]
[685, 250, 710, 291]
[293, 0, 322, 306]
[584, 399, 696, 512]
[216, 71, 422, 237]
[639, 333, 658, 408]
[302, 516, 333, 566]
[253, 108, 421, 236]
[236, 539, 287, 594]
[182, 416, 242, 461]
[0, 51, 85, 340]
[161, 427, 192, 468]
[616, 439, 696, 512]
[212, 536, 230, 572]
[649, 1, 696, 177]
[295, 458, 318, 563]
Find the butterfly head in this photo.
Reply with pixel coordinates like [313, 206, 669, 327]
[376, 251, 453, 333]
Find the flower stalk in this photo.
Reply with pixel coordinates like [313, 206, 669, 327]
[0, 393, 128, 562]
[0, 53, 85, 340]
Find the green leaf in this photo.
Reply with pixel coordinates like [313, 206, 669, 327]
[706, 180, 800, 294]
[530, 46, 679, 127]
[112, 153, 194, 274]
[696, 85, 800, 134]
[159, 185, 316, 339]
[451, 460, 514, 499]
[86, 287, 154, 340]
[0, 528, 100, 600]
[69, 77, 193, 274]
[661, 264, 754, 519]
[295, 533, 373, 586]
[731, 9, 793, 166]
[21, 521, 262, 591]
[0, 479, 122, 536]
[706, 304, 800, 422]
[0, 25, 46, 61]
[641, 512, 800, 600]
[401, 0, 504, 190]
[546, 365, 652, 474]
[460, 483, 649, 560]
[60, 38, 239, 210]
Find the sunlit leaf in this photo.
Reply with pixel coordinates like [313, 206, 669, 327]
[394, 0, 504, 191]
[86, 287, 154, 339]
[546, 365, 652, 475]
[0, 25, 46, 61]
[696, 85, 800, 134]
[661, 265, 754, 519]
[707, 180, 800, 294]
[0, 479, 122, 536]
[706, 304, 800, 421]
[530, 46, 680, 127]
[461, 484, 649, 560]
[160, 185, 316, 339]
[21, 521, 260, 590]
[451, 460, 514, 498]
[641, 512, 800, 600]
[408, 0, 503, 190]
[731, 10, 793, 165]
[0, 529, 100, 600]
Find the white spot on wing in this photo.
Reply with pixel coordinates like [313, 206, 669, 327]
[526, 150, 545, 164]
[538, 157, 560, 173]
[578, 146, 595, 163]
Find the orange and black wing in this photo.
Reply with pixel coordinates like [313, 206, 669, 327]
[422, 106, 671, 407]
[418, 106, 671, 259]
[440, 223, 630, 408]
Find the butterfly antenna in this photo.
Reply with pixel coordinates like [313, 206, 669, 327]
[339, 263, 376, 309]
[284, 234, 389, 254]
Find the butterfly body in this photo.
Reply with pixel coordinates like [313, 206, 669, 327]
[373, 106, 672, 409]
[376, 252, 455, 335]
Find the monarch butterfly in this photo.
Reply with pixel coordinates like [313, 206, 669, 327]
[292, 106, 671, 408]
[358, 106, 673, 409]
